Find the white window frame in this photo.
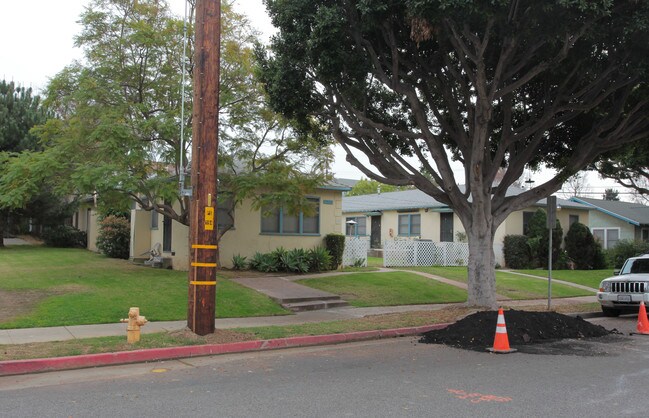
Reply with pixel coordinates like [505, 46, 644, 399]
[592, 227, 621, 249]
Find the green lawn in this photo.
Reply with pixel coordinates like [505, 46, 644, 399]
[513, 269, 613, 289]
[367, 256, 384, 268]
[296, 271, 467, 307]
[0, 246, 289, 329]
[401, 266, 593, 299]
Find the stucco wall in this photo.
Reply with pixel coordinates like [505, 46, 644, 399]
[73, 203, 100, 252]
[588, 210, 635, 242]
[130, 209, 152, 260]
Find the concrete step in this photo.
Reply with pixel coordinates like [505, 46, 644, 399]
[282, 299, 349, 312]
[272, 295, 342, 304]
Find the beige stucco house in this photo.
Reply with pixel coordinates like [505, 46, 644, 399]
[129, 182, 351, 270]
[343, 187, 590, 266]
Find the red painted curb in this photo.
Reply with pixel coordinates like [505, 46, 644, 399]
[0, 323, 449, 377]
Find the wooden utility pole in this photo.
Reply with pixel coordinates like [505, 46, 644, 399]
[188, 0, 220, 336]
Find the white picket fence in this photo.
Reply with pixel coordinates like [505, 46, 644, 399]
[342, 237, 370, 267]
[383, 240, 469, 267]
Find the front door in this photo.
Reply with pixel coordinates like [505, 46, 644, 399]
[371, 216, 382, 248]
[440, 212, 454, 242]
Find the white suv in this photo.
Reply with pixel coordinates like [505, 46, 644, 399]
[597, 254, 649, 317]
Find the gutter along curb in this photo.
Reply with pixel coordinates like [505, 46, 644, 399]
[0, 324, 449, 377]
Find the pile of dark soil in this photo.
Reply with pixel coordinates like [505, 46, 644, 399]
[420, 309, 612, 353]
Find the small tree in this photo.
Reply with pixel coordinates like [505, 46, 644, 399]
[347, 179, 399, 196]
[324, 234, 345, 269]
[96, 215, 131, 259]
[603, 189, 620, 201]
[565, 222, 606, 270]
[503, 235, 531, 269]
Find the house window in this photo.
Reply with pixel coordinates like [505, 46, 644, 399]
[523, 211, 534, 235]
[592, 228, 620, 249]
[261, 198, 320, 235]
[151, 211, 159, 230]
[217, 195, 235, 231]
[569, 215, 579, 227]
[162, 201, 172, 252]
[642, 228, 649, 242]
[345, 216, 367, 236]
[398, 213, 421, 237]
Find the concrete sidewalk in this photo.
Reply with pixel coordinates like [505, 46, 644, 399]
[0, 296, 597, 345]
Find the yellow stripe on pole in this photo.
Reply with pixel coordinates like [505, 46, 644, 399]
[190, 281, 217, 286]
[191, 262, 218, 268]
[192, 244, 218, 250]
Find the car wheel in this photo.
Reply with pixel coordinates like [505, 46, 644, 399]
[601, 306, 620, 317]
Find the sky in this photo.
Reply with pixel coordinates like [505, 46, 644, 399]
[0, 1, 628, 197]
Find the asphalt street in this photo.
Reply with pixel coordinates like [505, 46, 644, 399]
[1, 315, 649, 417]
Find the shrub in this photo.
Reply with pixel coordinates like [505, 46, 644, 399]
[43, 225, 87, 248]
[324, 233, 345, 269]
[232, 254, 247, 270]
[503, 235, 531, 269]
[565, 222, 606, 269]
[282, 248, 310, 273]
[96, 215, 131, 259]
[257, 253, 280, 273]
[308, 247, 333, 272]
[248, 252, 265, 270]
[606, 239, 649, 269]
[271, 247, 288, 270]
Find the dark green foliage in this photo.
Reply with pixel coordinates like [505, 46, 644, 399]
[526, 210, 547, 239]
[564, 222, 606, 270]
[281, 248, 310, 273]
[248, 252, 265, 271]
[308, 246, 333, 272]
[271, 247, 288, 268]
[231, 254, 248, 270]
[605, 240, 649, 269]
[42, 226, 87, 248]
[96, 215, 130, 259]
[503, 235, 532, 269]
[324, 233, 345, 269]
[250, 253, 279, 273]
[247, 246, 334, 273]
[0, 80, 47, 153]
[524, 209, 563, 268]
[0, 79, 52, 246]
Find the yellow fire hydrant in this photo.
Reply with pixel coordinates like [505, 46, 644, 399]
[120, 307, 148, 343]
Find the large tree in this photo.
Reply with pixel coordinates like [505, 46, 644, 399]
[4, 0, 331, 242]
[258, 0, 649, 307]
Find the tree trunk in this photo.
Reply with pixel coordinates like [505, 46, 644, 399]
[466, 225, 497, 308]
[460, 191, 498, 309]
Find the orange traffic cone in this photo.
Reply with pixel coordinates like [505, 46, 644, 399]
[487, 308, 517, 353]
[636, 301, 649, 335]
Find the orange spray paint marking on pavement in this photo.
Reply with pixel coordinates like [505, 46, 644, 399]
[447, 389, 513, 403]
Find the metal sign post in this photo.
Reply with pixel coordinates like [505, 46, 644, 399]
[547, 196, 557, 310]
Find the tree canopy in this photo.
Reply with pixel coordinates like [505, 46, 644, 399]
[1, 0, 332, 241]
[259, 0, 649, 307]
[0, 80, 54, 246]
[597, 141, 649, 196]
[347, 178, 400, 196]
